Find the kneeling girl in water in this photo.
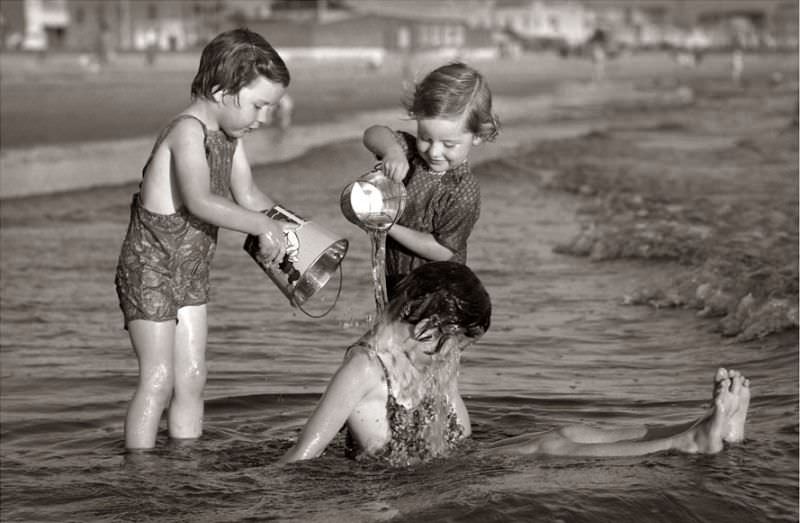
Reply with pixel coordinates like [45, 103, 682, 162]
[281, 262, 751, 464]
[116, 29, 295, 450]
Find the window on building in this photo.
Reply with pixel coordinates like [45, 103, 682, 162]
[443, 25, 464, 47]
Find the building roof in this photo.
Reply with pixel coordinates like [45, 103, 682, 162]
[340, 0, 493, 23]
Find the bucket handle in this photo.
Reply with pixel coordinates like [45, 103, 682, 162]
[292, 262, 344, 319]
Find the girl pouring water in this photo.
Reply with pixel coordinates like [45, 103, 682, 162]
[115, 29, 297, 450]
[362, 62, 499, 298]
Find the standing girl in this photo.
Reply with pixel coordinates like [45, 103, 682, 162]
[115, 28, 294, 450]
[362, 62, 499, 297]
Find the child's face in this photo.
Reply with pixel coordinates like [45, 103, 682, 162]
[216, 76, 286, 138]
[415, 116, 480, 173]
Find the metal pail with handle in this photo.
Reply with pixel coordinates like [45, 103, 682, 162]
[244, 205, 348, 317]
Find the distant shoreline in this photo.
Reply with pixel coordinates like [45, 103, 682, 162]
[0, 81, 688, 200]
[1, 51, 795, 199]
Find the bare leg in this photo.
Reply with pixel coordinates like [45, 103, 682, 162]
[125, 320, 176, 450]
[168, 305, 208, 441]
[488, 368, 751, 457]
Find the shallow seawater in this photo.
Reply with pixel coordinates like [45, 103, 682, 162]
[1, 139, 797, 522]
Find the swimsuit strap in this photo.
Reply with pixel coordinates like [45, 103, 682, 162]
[141, 114, 209, 177]
[375, 355, 394, 397]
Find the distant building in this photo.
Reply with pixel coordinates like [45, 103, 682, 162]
[1, 0, 795, 53]
[585, 0, 797, 49]
[246, 0, 495, 54]
[1, 0, 229, 52]
[492, 0, 594, 49]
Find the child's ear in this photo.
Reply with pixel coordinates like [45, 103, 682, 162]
[211, 86, 225, 103]
[413, 319, 438, 341]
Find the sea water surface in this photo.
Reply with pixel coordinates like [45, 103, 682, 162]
[1, 133, 797, 522]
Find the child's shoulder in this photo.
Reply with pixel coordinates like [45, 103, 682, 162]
[392, 129, 416, 153]
[166, 114, 207, 138]
[344, 335, 376, 362]
[155, 114, 209, 151]
[340, 343, 386, 387]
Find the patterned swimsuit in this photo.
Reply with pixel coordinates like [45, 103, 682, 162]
[345, 342, 465, 466]
[114, 115, 236, 328]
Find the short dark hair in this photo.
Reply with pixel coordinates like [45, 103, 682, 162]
[389, 261, 491, 340]
[404, 62, 499, 141]
[190, 28, 290, 101]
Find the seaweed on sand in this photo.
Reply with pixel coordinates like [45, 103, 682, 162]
[504, 79, 798, 341]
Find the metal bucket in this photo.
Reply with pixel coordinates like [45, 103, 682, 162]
[244, 205, 348, 317]
[340, 168, 407, 231]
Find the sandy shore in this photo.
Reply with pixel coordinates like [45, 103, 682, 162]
[0, 81, 690, 198]
[1, 50, 794, 199]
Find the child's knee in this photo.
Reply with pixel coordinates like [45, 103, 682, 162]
[538, 431, 575, 455]
[176, 363, 207, 394]
[558, 424, 590, 440]
[140, 365, 174, 399]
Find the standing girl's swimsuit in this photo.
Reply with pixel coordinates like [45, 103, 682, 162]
[115, 115, 236, 328]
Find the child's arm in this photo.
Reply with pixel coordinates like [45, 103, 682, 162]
[363, 125, 410, 181]
[450, 390, 472, 437]
[390, 180, 480, 263]
[229, 139, 276, 211]
[280, 350, 383, 463]
[387, 224, 454, 261]
[171, 120, 281, 237]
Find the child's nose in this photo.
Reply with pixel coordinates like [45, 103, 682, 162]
[429, 142, 444, 157]
[257, 106, 270, 124]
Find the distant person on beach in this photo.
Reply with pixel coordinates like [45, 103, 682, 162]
[361, 62, 499, 298]
[280, 262, 751, 464]
[115, 28, 296, 450]
[588, 28, 608, 83]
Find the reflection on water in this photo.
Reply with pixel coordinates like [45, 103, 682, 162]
[0, 139, 797, 522]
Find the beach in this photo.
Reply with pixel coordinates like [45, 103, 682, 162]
[0, 50, 798, 522]
[2, 51, 793, 196]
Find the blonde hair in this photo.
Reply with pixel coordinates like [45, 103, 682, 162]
[404, 62, 499, 141]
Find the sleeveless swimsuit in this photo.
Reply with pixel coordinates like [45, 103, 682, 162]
[114, 115, 236, 328]
[345, 343, 465, 466]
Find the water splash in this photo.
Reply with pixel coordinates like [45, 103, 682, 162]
[372, 328, 465, 467]
[369, 229, 389, 318]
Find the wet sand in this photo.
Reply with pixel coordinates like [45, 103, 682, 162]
[523, 74, 799, 341]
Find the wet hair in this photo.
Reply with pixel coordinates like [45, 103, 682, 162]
[404, 62, 499, 141]
[388, 261, 491, 344]
[190, 28, 290, 101]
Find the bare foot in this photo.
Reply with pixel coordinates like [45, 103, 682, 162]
[679, 368, 746, 454]
[717, 369, 750, 443]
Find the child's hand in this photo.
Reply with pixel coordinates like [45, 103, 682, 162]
[380, 152, 409, 182]
[257, 230, 284, 266]
[283, 226, 300, 263]
[258, 219, 293, 265]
